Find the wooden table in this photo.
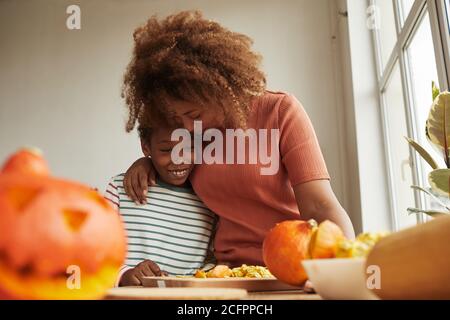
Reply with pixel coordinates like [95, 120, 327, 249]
[247, 290, 321, 300]
[106, 287, 322, 300]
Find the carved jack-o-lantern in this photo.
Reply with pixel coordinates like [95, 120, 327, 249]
[0, 149, 126, 299]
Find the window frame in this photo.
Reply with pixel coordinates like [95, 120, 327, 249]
[369, 0, 450, 230]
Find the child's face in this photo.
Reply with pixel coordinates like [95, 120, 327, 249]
[142, 127, 194, 186]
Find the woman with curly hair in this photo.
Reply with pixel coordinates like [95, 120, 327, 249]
[121, 10, 355, 268]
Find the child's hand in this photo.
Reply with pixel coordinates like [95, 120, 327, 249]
[119, 260, 168, 286]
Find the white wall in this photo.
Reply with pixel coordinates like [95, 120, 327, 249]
[0, 0, 354, 224]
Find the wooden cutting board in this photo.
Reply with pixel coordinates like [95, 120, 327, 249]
[105, 287, 248, 300]
[141, 276, 302, 292]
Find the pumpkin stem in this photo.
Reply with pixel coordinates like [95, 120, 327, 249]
[21, 146, 44, 157]
[307, 219, 318, 229]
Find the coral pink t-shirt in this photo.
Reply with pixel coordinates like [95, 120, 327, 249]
[190, 91, 330, 267]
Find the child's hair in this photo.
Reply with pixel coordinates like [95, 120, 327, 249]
[122, 10, 266, 132]
[137, 125, 152, 143]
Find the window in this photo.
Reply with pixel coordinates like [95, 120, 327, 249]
[406, 11, 441, 172]
[445, 0, 450, 30]
[400, 0, 415, 23]
[378, 0, 398, 68]
[383, 63, 418, 229]
[370, 0, 450, 230]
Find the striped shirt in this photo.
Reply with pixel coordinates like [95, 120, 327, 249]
[105, 174, 216, 280]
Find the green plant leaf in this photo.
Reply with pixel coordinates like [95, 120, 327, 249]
[407, 207, 449, 217]
[404, 137, 439, 169]
[410, 185, 450, 210]
[432, 81, 440, 101]
[426, 92, 450, 167]
[428, 169, 450, 197]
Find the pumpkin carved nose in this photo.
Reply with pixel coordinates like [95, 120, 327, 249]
[63, 209, 88, 232]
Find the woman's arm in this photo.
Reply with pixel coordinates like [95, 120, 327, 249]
[293, 179, 355, 239]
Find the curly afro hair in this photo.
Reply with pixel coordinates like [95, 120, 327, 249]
[122, 10, 266, 132]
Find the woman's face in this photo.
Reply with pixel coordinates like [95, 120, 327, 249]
[168, 99, 224, 133]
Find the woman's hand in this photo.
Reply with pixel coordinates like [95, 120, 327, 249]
[119, 260, 168, 286]
[123, 157, 155, 204]
[294, 180, 355, 239]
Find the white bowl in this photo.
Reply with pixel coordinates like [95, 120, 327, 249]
[302, 258, 379, 300]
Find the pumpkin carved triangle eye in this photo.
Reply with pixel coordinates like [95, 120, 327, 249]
[63, 209, 88, 232]
[7, 186, 40, 211]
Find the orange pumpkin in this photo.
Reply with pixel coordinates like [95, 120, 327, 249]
[309, 220, 344, 259]
[262, 220, 317, 286]
[1, 148, 50, 176]
[0, 150, 126, 299]
[263, 219, 345, 286]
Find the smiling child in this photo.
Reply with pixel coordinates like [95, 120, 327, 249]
[105, 125, 216, 286]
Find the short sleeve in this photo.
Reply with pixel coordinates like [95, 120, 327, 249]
[104, 178, 120, 211]
[105, 178, 129, 286]
[278, 94, 330, 186]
